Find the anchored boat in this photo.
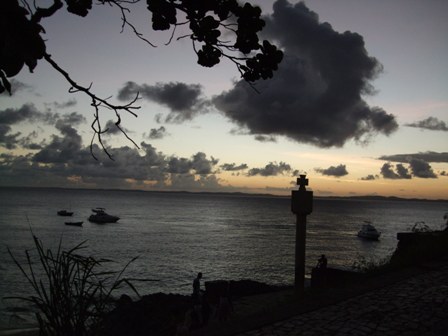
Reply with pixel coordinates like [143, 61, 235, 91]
[357, 221, 381, 240]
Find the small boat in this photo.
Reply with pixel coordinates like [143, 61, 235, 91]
[65, 221, 83, 227]
[57, 210, 74, 216]
[88, 208, 119, 224]
[357, 221, 381, 240]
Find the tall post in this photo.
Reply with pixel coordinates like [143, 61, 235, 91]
[291, 175, 313, 294]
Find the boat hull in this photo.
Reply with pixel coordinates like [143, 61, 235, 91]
[357, 232, 380, 240]
[88, 215, 119, 224]
[65, 221, 83, 226]
[58, 210, 73, 216]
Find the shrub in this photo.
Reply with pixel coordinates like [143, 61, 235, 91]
[7, 235, 139, 336]
[352, 254, 392, 274]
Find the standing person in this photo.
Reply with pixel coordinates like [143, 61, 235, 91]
[191, 272, 203, 327]
[316, 254, 327, 269]
[192, 272, 203, 301]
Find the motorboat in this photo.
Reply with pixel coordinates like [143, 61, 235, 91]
[88, 208, 119, 224]
[57, 210, 74, 216]
[65, 221, 83, 227]
[357, 221, 381, 240]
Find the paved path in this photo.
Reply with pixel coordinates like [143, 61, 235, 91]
[193, 263, 448, 336]
[235, 265, 448, 336]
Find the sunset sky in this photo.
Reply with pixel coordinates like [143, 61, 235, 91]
[1, 0, 447, 199]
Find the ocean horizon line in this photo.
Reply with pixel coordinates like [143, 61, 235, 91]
[1, 185, 446, 203]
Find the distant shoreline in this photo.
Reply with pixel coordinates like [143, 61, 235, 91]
[1, 185, 447, 203]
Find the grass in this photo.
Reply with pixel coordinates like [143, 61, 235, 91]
[7, 234, 139, 336]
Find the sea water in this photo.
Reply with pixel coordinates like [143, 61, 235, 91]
[0, 187, 446, 329]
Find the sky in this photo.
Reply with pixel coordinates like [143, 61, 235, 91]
[1, 0, 447, 199]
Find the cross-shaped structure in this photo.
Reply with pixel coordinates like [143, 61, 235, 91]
[297, 175, 308, 191]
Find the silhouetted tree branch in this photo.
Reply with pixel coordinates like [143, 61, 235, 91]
[1, 0, 283, 159]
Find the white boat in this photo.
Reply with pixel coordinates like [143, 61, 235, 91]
[88, 208, 119, 224]
[357, 221, 381, 240]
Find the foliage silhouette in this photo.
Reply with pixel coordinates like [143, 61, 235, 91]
[7, 235, 140, 335]
[0, 0, 283, 159]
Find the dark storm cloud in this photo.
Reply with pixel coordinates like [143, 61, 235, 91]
[380, 162, 412, 179]
[248, 162, 292, 176]
[213, 0, 397, 148]
[221, 163, 248, 171]
[378, 152, 448, 163]
[145, 126, 168, 140]
[405, 117, 448, 131]
[117, 81, 210, 122]
[409, 158, 437, 178]
[315, 164, 348, 177]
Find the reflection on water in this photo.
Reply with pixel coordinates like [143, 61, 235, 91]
[0, 187, 446, 329]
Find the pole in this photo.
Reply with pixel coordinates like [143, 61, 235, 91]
[295, 213, 307, 294]
[291, 174, 313, 295]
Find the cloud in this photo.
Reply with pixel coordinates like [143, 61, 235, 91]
[380, 159, 437, 179]
[0, 104, 46, 125]
[254, 135, 277, 142]
[166, 152, 218, 176]
[32, 114, 85, 164]
[213, 0, 397, 148]
[380, 162, 411, 179]
[0, 104, 58, 149]
[8, 79, 33, 94]
[145, 126, 168, 140]
[221, 163, 248, 171]
[48, 99, 77, 109]
[378, 152, 448, 163]
[169, 173, 224, 191]
[409, 158, 437, 178]
[102, 119, 132, 136]
[117, 81, 211, 123]
[248, 161, 292, 176]
[360, 174, 377, 181]
[0, 125, 20, 149]
[191, 152, 219, 175]
[315, 164, 348, 177]
[3, 119, 225, 189]
[18, 131, 44, 150]
[405, 117, 448, 131]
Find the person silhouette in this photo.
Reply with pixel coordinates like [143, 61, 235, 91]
[191, 272, 203, 326]
[316, 254, 327, 269]
[192, 272, 202, 301]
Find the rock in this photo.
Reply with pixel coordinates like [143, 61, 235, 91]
[101, 293, 191, 336]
